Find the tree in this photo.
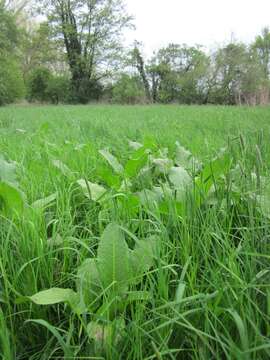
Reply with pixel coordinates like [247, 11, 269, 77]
[131, 44, 152, 102]
[0, 1, 25, 105]
[0, 55, 25, 105]
[132, 43, 209, 104]
[112, 74, 145, 104]
[240, 53, 266, 105]
[21, 22, 65, 79]
[27, 67, 52, 102]
[208, 43, 248, 104]
[0, 0, 18, 53]
[46, 74, 70, 104]
[38, 0, 133, 103]
[155, 44, 209, 104]
[253, 27, 270, 78]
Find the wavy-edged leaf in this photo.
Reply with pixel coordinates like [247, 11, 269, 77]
[77, 179, 107, 202]
[0, 181, 24, 216]
[30, 288, 77, 306]
[195, 149, 231, 205]
[52, 159, 74, 179]
[31, 192, 57, 209]
[97, 223, 130, 293]
[129, 236, 157, 283]
[128, 140, 143, 150]
[77, 258, 102, 310]
[125, 147, 148, 178]
[169, 166, 191, 190]
[87, 317, 125, 346]
[0, 156, 17, 185]
[137, 188, 162, 210]
[99, 149, 124, 175]
[152, 158, 173, 175]
[175, 141, 201, 171]
[99, 165, 121, 189]
[196, 149, 230, 192]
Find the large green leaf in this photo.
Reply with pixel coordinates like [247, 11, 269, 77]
[125, 147, 148, 178]
[137, 188, 162, 210]
[0, 181, 24, 216]
[195, 149, 230, 204]
[97, 223, 131, 293]
[99, 165, 121, 189]
[30, 288, 77, 305]
[0, 156, 17, 185]
[52, 159, 74, 179]
[99, 149, 124, 175]
[77, 179, 107, 202]
[129, 236, 156, 283]
[87, 317, 125, 347]
[31, 192, 57, 209]
[152, 158, 173, 175]
[77, 258, 102, 310]
[169, 166, 191, 189]
[175, 141, 201, 172]
[128, 140, 143, 150]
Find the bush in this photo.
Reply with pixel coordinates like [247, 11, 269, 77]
[46, 75, 70, 104]
[27, 68, 71, 104]
[0, 56, 25, 105]
[27, 67, 52, 102]
[70, 77, 103, 104]
[112, 74, 146, 104]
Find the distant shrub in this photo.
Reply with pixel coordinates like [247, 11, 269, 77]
[69, 78, 103, 104]
[27, 67, 71, 104]
[27, 67, 52, 102]
[46, 75, 70, 104]
[0, 56, 25, 105]
[112, 74, 146, 104]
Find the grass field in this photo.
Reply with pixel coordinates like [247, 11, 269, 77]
[1, 105, 270, 359]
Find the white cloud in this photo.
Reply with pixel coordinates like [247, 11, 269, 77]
[124, 0, 270, 56]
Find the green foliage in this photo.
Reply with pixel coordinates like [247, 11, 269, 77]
[27, 67, 52, 102]
[0, 181, 24, 216]
[112, 74, 145, 104]
[0, 56, 25, 105]
[99, 149, 124, 175]
[0, 3, 25, 105]
[253, 27, 270, 77]
[46, 75, 70, 104]
[2, 105, 270, 359]
[27, 68, 71, 104]
[38, 0, 133, 104]
[0, 156, 24, 216]
[77, 179, 107, 202]
[29, 222, 157, 353]
[30, 288, 78, 306]
[69, 78, 103, 104]
[97, 223, 131, 293]
[21, 22, 62, 79]
[0, 1, 18, 53]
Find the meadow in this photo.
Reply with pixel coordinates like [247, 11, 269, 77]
[1, 104, 270, 359]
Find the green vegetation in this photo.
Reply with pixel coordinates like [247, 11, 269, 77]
[1, 0, 270, 105]
[1, 105, 270, 359]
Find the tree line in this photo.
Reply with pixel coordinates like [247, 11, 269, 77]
[1, 0, 270, 106]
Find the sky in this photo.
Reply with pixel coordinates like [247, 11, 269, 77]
[124, 0, 270, 56]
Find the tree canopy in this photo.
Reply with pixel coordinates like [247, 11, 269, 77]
[0, 1, 270, 105]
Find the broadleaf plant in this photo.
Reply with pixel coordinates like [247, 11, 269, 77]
[29, 223, 157, 352]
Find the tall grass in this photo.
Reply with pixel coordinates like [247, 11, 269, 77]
[1, 105, 270, 359]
